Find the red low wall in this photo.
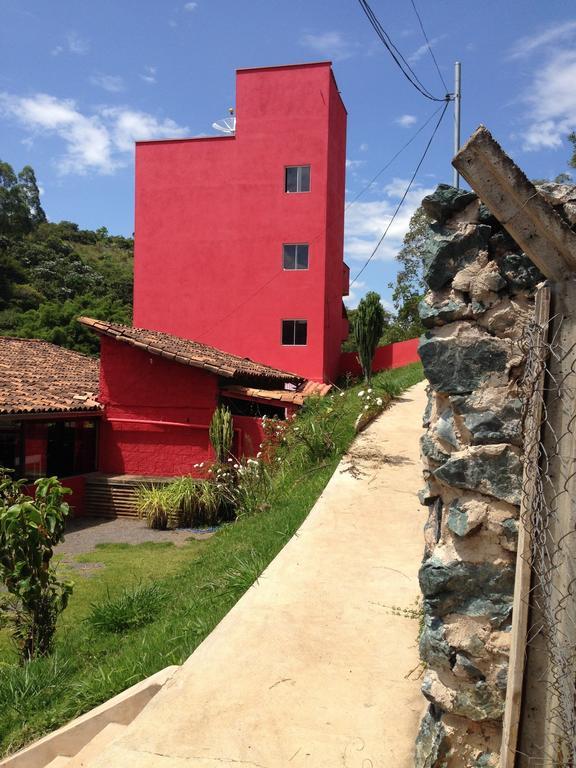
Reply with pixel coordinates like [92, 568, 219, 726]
[339, 337, 420, 378]
[340, 339, 420, 376]
[233, 416, 265, 458]
[25, 474, 86, 517]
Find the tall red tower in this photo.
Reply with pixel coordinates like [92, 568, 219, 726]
[133, 62, 349, 382]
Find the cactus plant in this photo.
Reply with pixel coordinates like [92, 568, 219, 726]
[209, 405, 234, 463]
[353, 291, 385, 383]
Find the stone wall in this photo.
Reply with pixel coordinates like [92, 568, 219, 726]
[414, 183, 559, 768]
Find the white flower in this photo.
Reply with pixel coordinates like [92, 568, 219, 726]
[256, 451, 262, 458]
[234, 463, 239, 469]
[376, 397, 383, 406]
[364, 405, 369, 411]
[339, 392, 345, 397]
[227, 458, 233, 463]
[358, 390, 365, 397]
[368, 388, 373, 393]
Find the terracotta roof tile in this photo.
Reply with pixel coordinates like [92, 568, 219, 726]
[221, 380, 332, 406]
[0, 337, 100, 415]
[78, 317, 302, 384]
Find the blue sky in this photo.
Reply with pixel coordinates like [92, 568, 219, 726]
[1, 1, 575, 309]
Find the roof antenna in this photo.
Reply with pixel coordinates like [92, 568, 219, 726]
[212, 107, 236, 135]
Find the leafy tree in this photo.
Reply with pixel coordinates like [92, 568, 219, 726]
[18, 166, 46, 226]
[0, 161, 33, 237]
[387, 205, 429, 342]
[569, 133, 576, 170]
[0, 471, 73, 661]
[0, 159, 134, 352]
[353, 291, 385, 383]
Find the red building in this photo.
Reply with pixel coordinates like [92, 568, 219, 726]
[133, 62, 349, 384]
[78, 318, 304, 480]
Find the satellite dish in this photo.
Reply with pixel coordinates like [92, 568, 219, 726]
[212, 107, 236, 135]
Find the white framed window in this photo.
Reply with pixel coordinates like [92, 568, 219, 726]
[283, 244, 309, 270]
[282, 319, 307, 346]
[285, 165, 311, 193]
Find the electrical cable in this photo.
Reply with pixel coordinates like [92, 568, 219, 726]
[409, 0, 449, 93]
[357, 0, 447, 102]
[349, 98, 450, 289]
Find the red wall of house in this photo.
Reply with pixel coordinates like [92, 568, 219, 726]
[339, 338, 421, 378]
[133, 62, 348, 383]
[25, 475, 86, 517]
[98, 336, 219, 476]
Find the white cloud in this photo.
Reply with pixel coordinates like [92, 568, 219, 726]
[408, 35, 444, 64]
[509, 20, 576, 59]
[183, 1, 198, 9]
[346, 158, 365, 171]
[344, 180, 434, 267]
[101, 107, 189, 152]
[299, 31, 355, 61]
[140, 66, 157, 85]
[395, 114, 417, 128]
[518, 49, 576, 151]
[90, 74, 125, 93]
[51, 31, 90, 56]
[359, 143, 368, 152]
[0, 92, 189, 175]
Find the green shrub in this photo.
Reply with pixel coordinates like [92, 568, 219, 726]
[87, 583, 165, 633]
[135, 484, 174, 530]
[0, 471, 73, 662]
[0, 654, 71, 716]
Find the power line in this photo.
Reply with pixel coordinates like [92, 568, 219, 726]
[349, 98, 450, 289]
[409, 0, 449, 93]
[345, 102, 445, 212]
[357, 0, 447, 102]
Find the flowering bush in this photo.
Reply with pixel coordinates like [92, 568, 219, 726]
[355, 387, 388, 433]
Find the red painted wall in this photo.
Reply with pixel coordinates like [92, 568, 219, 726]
[25, 475, 86, 517]
[98, 336, 218, 476]
[339, 338, 421, 378]
[133, 62, 348, 383]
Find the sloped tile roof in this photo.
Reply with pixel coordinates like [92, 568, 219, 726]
[78, 317, 302, 384]
[0, 337, 100, 415]
[221, 381, 332, 406]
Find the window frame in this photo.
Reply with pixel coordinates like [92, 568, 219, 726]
[282, 243, 309, 271]
[281, 319, 308, 346]
[284, 165, 311, 194]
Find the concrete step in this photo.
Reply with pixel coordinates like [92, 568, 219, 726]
[0, 665, 179, 768]
[65, 723, 126, 767]
[84, 475, 172, 518]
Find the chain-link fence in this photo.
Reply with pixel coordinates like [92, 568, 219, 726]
[516, 281, 576, 767]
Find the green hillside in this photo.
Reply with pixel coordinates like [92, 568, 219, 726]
[0, 160, 133, 355]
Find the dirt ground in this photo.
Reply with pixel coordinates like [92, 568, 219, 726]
[55, 516, 215, 557]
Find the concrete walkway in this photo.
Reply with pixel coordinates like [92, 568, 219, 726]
[89, 382, 428, 768]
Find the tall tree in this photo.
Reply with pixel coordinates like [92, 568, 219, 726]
[0, 160, 32, 237]
[18, 166, 46, 226]
[353, 291, 385, 383]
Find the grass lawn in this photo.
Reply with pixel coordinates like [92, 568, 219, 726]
[0, 363, 423, 758]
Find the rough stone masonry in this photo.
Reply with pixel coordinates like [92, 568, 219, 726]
[414, 181, 576, 767]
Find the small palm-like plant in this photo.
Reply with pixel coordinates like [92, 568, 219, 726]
[209, 406, 234, 463]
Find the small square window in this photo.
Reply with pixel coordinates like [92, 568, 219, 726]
[282, 319, 307, 346]
[283, 244, 309, 270]
[285, 165, 311, 193]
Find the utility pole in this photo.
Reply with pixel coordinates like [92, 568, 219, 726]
[453, 61, 462, 189]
